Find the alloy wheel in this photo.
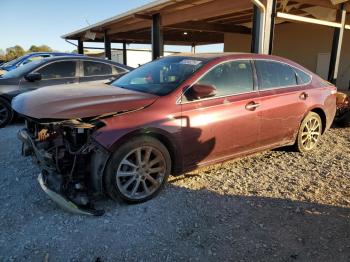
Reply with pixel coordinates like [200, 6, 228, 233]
[116, 146, 167, 200]
[301, 116, 321, 150]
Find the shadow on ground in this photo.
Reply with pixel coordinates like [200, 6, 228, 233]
[0, 125, 349, 261]
[2, 182, 349, 262]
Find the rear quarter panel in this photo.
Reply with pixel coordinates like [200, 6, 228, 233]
[304, 77, 337, 132]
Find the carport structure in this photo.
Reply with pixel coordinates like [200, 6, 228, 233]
[62, 0, 350, 87]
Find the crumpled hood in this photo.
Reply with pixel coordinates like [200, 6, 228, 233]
[12, 83, 159, 120]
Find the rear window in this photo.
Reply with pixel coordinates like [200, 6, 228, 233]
[113, 66, 127, 74]
[294, 67, 311, 85]
[83, 61, 112, 76]
[255, 60, 297, 89]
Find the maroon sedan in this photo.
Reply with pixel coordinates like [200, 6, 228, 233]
[12, 53, 337, 215]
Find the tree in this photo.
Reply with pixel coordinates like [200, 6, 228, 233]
[28, 45, 53, 53]
[0, 49, 5, 61]
[5, 45, 25, 61]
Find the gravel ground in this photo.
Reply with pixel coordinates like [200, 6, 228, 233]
[0, 124, 349, 262]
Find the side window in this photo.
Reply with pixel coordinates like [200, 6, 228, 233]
[196, 60, 254, 97]
[294, 67, 311, 85]
[113, 66, 127, 74]
[37, 61, 76, 80]
[83, 61, 112, 76]
[255, 60, 297, 90]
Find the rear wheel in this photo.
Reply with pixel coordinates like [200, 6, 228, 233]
[0, 97, 13, 128]
[104, 136, 171, 203]
[295, 112, 322, 153]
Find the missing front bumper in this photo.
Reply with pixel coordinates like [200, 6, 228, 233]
[38, 172, 104, 216]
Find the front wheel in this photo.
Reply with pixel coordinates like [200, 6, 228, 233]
[295, 112, 322, 153]
[0, 97, 14, 128]
[104, 136, 171, 203]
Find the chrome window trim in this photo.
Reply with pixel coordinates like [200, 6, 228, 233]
[79, 74, 113, 78]
[176, 57, 313, 105]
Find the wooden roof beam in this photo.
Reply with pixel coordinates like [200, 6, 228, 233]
[108, 30, 224, 45]
[291, 0, 350, 12]
[161, 0, 252, 26]
[165, 21, 251, 34]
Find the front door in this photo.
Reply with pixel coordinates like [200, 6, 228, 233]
[180, 60, 260, 169]
[20, 60, 78, 90]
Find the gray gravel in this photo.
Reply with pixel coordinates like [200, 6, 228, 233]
[0, 124, 349, 262]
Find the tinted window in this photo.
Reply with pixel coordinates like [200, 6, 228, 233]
[294, 67, 311, 85]
[38, 61, 76, 79]
[255, 60, 297, 89]
[113, 66, 126, 74]
[196, 60, 254, 97]
[84, 61, 112, 76]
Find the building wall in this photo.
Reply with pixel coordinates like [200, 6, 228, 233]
[224, 23, 350, 90]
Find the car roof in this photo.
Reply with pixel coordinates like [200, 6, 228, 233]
[167, 52, 308, 71]
[38, 56, 133, 70]
[24, 52, 82, 57]
[168, 52, 282, 60]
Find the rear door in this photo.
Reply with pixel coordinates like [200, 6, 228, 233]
[180, 59, 260, 168]
[254, 60, 310, 147]
[79, 60, 121, 84]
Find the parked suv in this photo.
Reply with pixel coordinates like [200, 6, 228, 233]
[0, 56, 132, 127]
[13, 53, 337, 215]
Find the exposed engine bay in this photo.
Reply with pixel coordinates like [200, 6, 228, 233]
[18, 117, 110, 216]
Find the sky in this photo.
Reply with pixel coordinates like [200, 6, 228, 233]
[0, 0, 223, 53]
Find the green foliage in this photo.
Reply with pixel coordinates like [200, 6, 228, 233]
[1, 44, 55, 62]
[5, 45, 25, 61]
[0, 49, 5, 61]
[28, 45, 53, 53]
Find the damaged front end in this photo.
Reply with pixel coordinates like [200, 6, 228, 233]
[18, 118, 110, 216]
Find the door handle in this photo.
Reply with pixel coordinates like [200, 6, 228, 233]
[299, 92, 309, 100]
[245, 101, 261, 111]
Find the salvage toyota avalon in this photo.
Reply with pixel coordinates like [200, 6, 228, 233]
[12, 53, 337, 215]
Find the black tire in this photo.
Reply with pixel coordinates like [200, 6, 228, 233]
[0, 97, 14, 128]
[104, 136, 171, 204]
[334, 112, 350, 127]
[295, 112, 322, 153]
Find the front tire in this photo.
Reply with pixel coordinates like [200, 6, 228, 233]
[104, 136, 171, 203]
[0, 97, 14, 128]
[295, 112, 322, 153]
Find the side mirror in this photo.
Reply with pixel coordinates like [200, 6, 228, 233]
[25, 72, 42, 82]
[186, 84, 217, 100]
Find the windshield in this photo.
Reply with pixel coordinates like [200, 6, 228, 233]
[112, 56, 209, 96]
[2, 55, 28, 67]
[1, 59, 44, 79]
